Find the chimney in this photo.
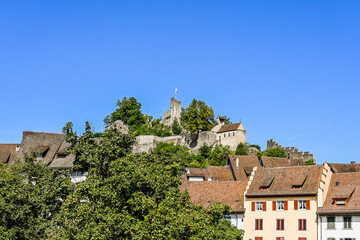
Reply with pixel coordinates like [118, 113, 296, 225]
[351, 161, 356, 164]
[236, 158, 239, 168]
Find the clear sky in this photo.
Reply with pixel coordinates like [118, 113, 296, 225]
[0, 1, 359, 164]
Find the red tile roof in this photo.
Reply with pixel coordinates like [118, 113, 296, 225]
[318, 172, 360, 214]
[217, 123, 241, 133]
[261, 157, 304, 168]
[183, 181, 248, 212]
[246, 165, 323, 197]
[228, 155, 260, 181]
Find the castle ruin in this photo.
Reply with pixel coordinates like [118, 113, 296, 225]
[266, 139, 315, 162]
[163, 97, 181, 126]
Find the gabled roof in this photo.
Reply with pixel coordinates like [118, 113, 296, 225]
[49, 140, 75, 169]
[328, 163, 360, 173]
[261, 156, 304, 168]
[183, 181, 248, 212]
[207, 166, 235, 181]
[186, 168, 209, 179]
[217, 123, 244, 133]
[0, 144, 19, 163]
[228, 155, 261, 181]
[15, 131, 66, 165]
[246, 165, 323, 197]
[318, 172, 360, 215]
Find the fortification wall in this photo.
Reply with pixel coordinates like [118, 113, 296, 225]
[267, 139, 315, 162]
[133, 135, 185, 153]
[132, 131, 217, 154]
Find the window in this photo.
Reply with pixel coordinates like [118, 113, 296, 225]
[336, 200, 346, 205]
[298, 238, 307, 240]
[277, 200, 284, 210]
[327, 238, 335, 240]
[344, 216, 352, 229]
[224, 216, 231, 220]
[298, 219, 307, 231]
[228, 133, 230, 137]
[255, 219, 263, 230]
[276, 219, 284, 230]
[255, 237, 263, 240]
[276, 238, 285, 240]
[327, 217, 335, 229]
[256, 202, 263, 211]
[224, 133, 226, 137]
[299, 200, 306, 210]
[233, 132, 235, 136]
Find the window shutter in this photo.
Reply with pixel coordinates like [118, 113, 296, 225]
[294, 200, 298, 210]
[263, 202, 266, 211]
[272, 201, 276, 210]
[284, 200, 288, 210]
[306, 200, 310, 210]
[252, 202, 255, 211]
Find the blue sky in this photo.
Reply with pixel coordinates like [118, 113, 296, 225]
[0, 1, 359, 164]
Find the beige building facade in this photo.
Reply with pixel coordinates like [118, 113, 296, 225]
[243, 164, 332, 240]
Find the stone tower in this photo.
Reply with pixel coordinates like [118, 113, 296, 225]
[163, 97, 181, 126]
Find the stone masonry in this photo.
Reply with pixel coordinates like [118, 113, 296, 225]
[266, 139, 315, 162]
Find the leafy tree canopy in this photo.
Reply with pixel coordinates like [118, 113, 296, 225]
[0, 158, 72, 239]
[56, 128, 243, 239]
[263, 147, 287, 158]
[180, 99, 216, 134]
[235, 143, 249, 156]
[304, 159, 316, 165]
[104, 97, 146, 131]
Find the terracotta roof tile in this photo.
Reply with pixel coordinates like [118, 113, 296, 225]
[207, 166, 234, 181]
[217, 123, 241, 133]
[261, 156, 304, 168]
[246, 165, 323, 197]
[228, 155, 260, 181]
[318, 172, 360, 214]
[183, 181, 248, 212]
[328, 163, 360, 173]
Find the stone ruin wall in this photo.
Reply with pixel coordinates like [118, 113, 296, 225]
[267, 139, 315, 162]
[132, 131, 218, 154]
[163, 97, 181, 126]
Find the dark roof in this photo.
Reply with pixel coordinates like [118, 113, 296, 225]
[14, 131, 75, 169]
[261, 156, 304, 168]
[217, 123, 241, 133]
[218, 116, 226, 120]
[246, 165, 323, 197]
[328, 163, 360, 173]
[0, 144, 20, 163]
[318, 172, 360, 215]
[183, 181, 248, 212]
[228, 155, 261, 181]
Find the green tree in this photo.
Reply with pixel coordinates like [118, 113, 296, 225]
[66, 123, 136, 177]
[57, 134, 243, 239]
[171, 119, 182, 135]
[209, 145, 231, 166]
[180, 99, 216, 133]
[104, 97, 146, 131]
[304, 159, 315, 165]
[235, 143, 249, 155]
[264, 148, 287, 158]
[0, 157, 72, 239]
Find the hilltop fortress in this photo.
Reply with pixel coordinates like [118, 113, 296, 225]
[132, 97, 246, 153]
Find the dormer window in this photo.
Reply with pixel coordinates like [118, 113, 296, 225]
[259, 175, 274, 190]
[33, 146, 49, 159]
[292, 175, 307, 190]
[335, 199, 346, 205]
